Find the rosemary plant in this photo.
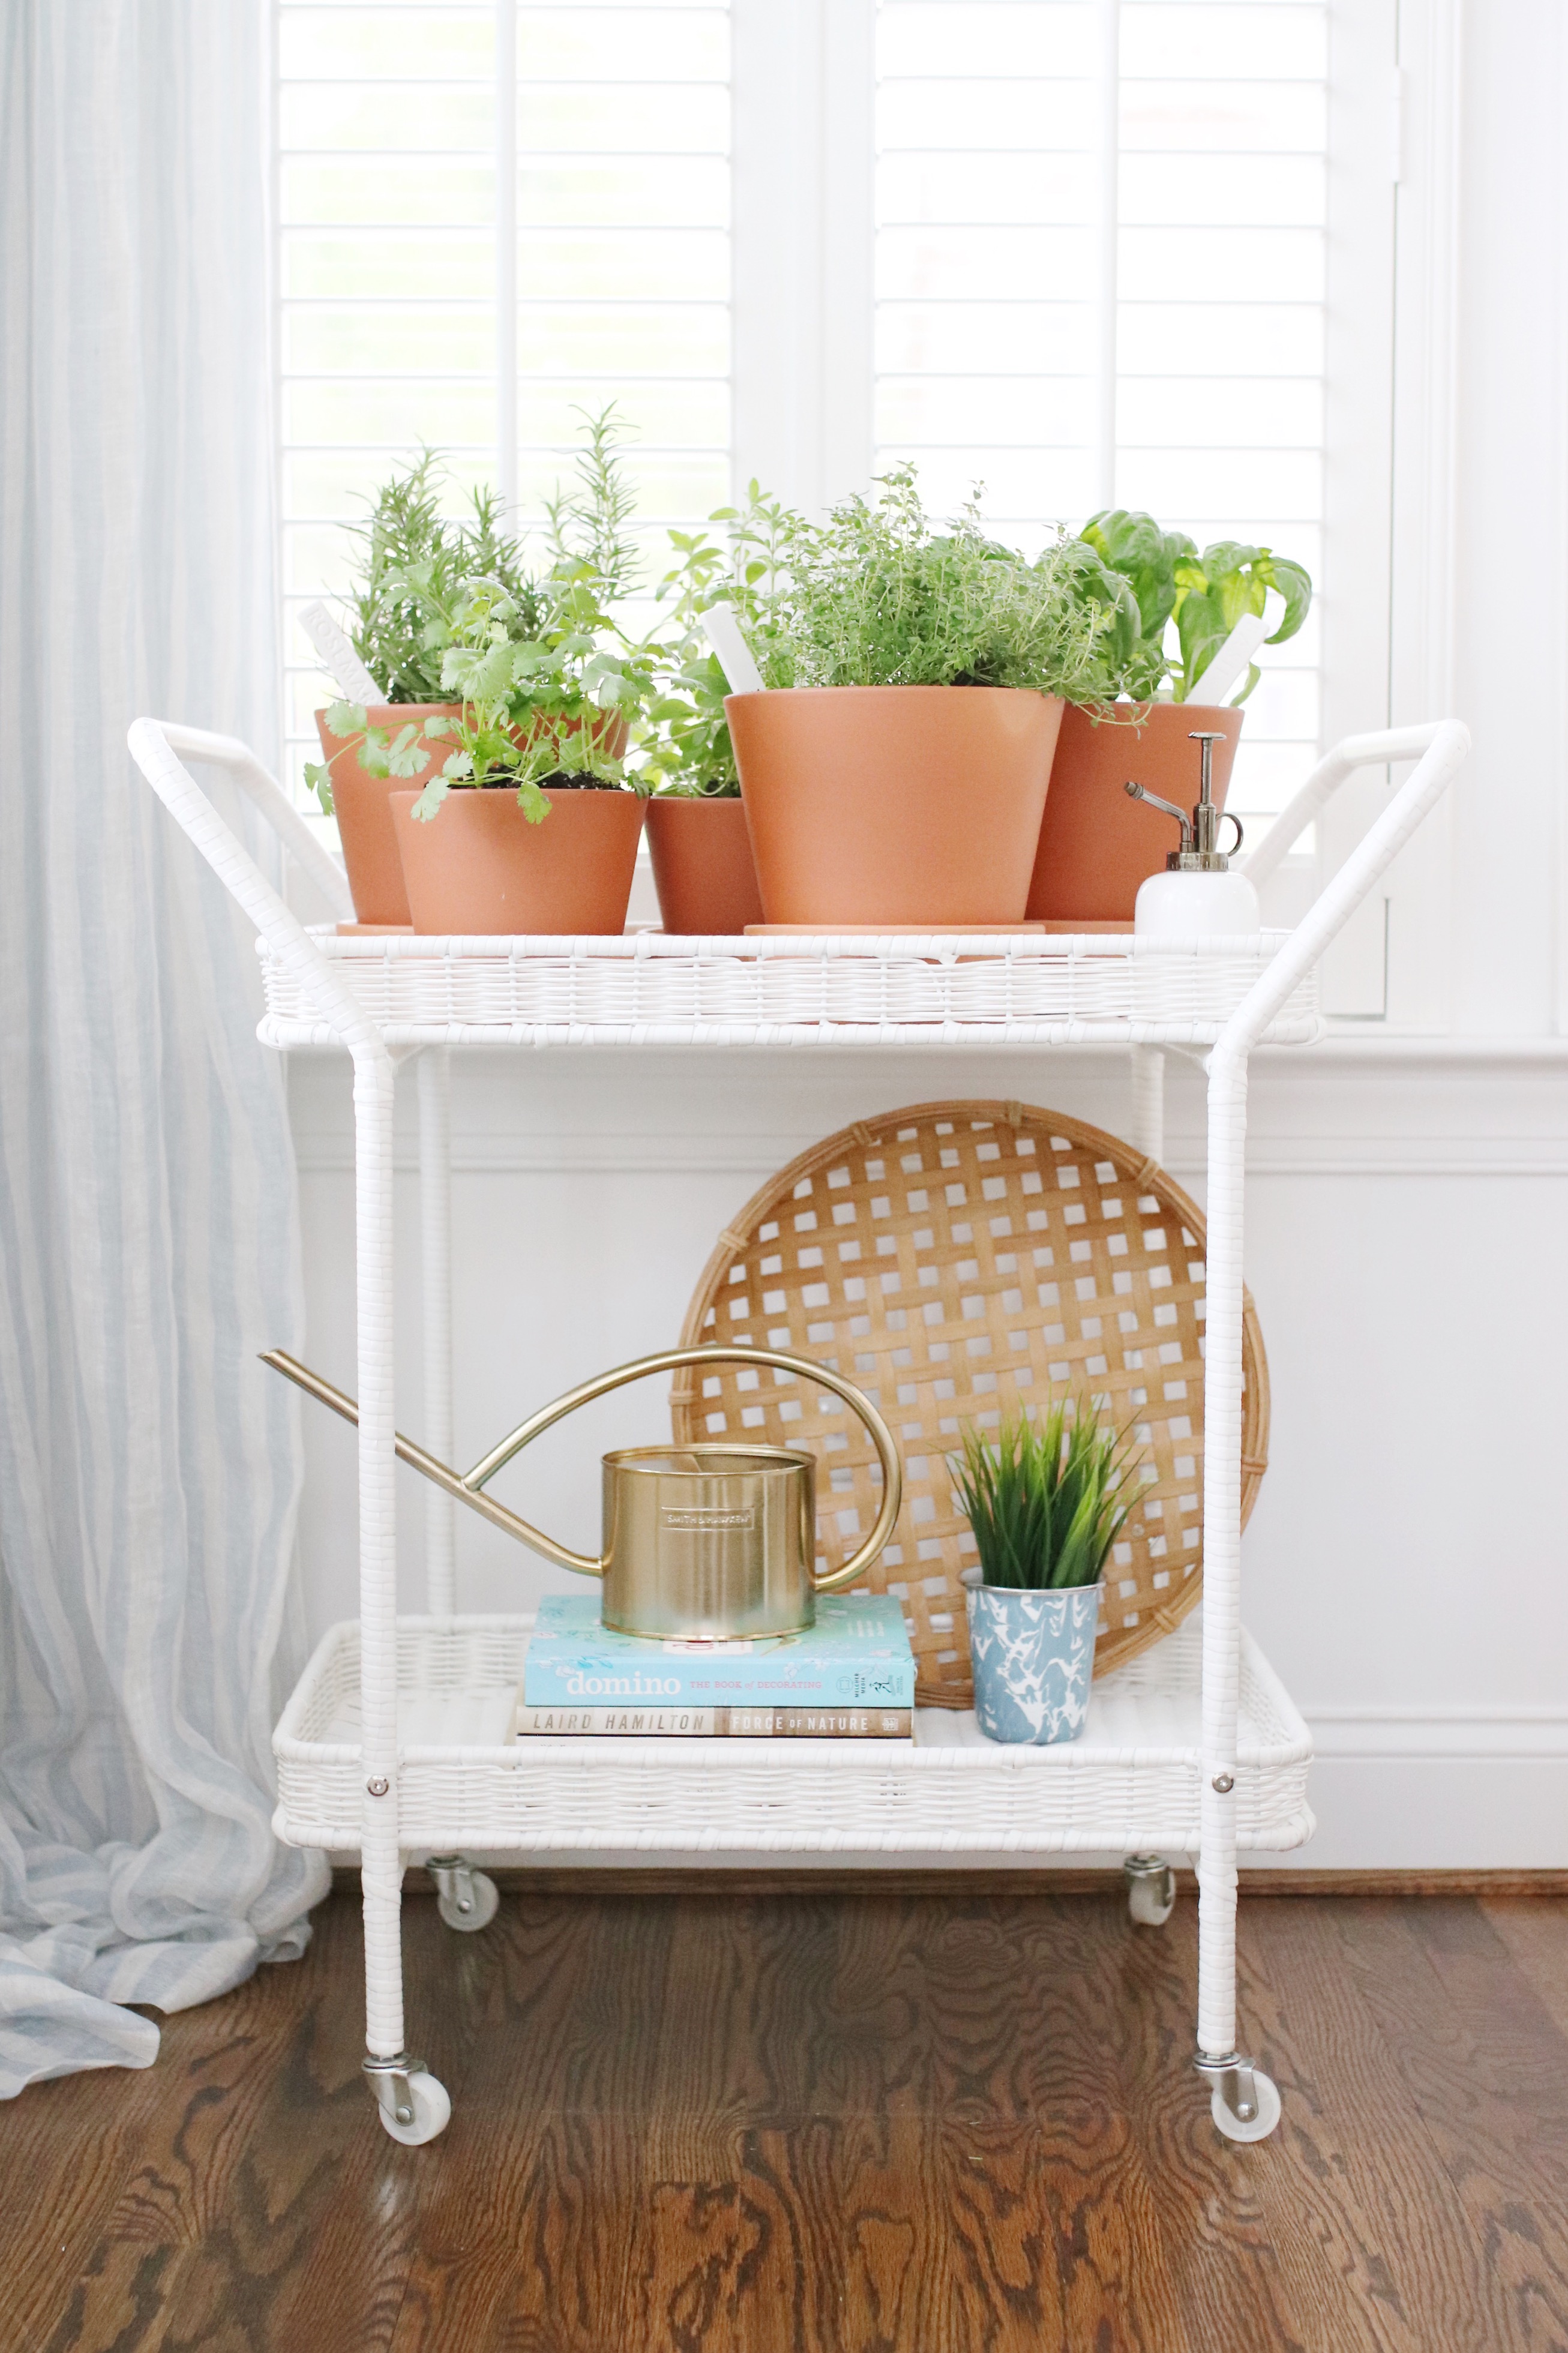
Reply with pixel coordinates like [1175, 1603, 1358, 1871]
[951, 1399, 1141, 1591]
[344, 451, 542, 703]
[308, 410, 673, 822]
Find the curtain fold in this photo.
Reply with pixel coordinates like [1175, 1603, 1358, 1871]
[0, 0, 329, 2096]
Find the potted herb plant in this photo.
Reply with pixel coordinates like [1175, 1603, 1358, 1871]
[388, 412, 660, 934]
[635, 527, 764, 935]
[1028, 512, 1313, 925]
[314, 413, 661, 937]
[709, 468, 1130, 928]
[307, 455, 535, 924]
[952, 1399, 1140, 1745]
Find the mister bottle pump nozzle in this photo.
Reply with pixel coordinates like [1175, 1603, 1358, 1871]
[1125, 731, 1245, 871]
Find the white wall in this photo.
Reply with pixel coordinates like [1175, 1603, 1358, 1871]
[288, 1041, 1568, 1871]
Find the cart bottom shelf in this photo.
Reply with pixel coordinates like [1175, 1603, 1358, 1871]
[274, 1613, 1314, 1857]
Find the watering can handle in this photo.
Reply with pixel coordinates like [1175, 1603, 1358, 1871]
[464, 1344, 904, 1591]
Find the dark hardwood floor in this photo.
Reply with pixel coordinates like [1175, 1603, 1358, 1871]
[5, 1881, 1567, 2352]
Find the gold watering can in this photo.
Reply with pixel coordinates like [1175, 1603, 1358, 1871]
[263, 1345, 903, 1642]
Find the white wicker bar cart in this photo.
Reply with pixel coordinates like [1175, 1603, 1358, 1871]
[129, 714, 1469, 2146]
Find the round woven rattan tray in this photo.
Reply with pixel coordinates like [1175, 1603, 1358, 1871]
[673, 1099, 1269, 1705]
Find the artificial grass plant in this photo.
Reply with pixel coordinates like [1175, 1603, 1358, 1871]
[951, 1398, 1142, 1591]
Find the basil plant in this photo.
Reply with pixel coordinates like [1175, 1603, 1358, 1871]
[1078, 508, 1312, 705]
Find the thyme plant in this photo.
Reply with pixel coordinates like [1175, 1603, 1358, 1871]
[763, 466, 1123, 697]
[640, 467, 1143, 794]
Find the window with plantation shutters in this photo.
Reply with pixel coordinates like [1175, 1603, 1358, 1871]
[277, 0, 732, 815]
[276, 0, 1397, 888]
[874, 0, 1333, 835]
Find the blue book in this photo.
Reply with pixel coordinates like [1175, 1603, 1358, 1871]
[523, 1592, 916, 1710]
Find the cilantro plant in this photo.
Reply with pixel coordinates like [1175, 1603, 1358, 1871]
[307, 701, 460, 820]
[1078, 509, 1312, 704]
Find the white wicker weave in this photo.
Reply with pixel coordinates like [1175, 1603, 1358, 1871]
[257, 925, 1320, 1049]
[126, 711, 1471, 2144]
[274, 1612, 1312, 1858]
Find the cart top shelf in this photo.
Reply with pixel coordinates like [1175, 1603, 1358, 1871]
[256, 925, 1323, 1051]
[125, 714, 1470, 1064]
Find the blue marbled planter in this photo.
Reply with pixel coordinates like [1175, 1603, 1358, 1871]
[966, 1581, 1103, 1745]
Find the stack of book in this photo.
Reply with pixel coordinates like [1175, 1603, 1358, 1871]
[515, 1593, 916, 1740]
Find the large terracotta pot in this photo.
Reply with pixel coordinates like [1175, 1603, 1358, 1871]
[727, 686, 1063, 927]
[389, 785, 646, 936]
[315, 702, 462, 925]
[645, 796, 765, 934]
[1026, 702, 1245, 925]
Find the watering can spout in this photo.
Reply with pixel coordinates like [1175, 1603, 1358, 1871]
[259, 1350, 598, 1573]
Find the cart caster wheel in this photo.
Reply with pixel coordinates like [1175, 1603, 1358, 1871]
[1123, 1854, 1176, 1927]
[364, 2055, 452, 2146]
[431, 1860, 500, 1934]
[376, 2070, 452, 2147]
[1210, 2069, 1281, 2143]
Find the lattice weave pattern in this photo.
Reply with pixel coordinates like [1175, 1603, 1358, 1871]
[674, 1101, 1269, 1703]
[255, 927, 1321, 1047]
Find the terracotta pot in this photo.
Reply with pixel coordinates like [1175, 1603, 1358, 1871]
[315, 702, 462, 925]
[389, 786, 646, 936]
[644, 796, 765, 934]
[1026, 702, 1245, 925]
[316, 705, 632, 926]
[727, 686, 1063, 927]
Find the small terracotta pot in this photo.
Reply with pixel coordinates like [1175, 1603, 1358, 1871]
[727, 686, 1063, 927]
[316, 703, 463, 926]
[1026, 702, 1245, 925]
[389, 786, 646, 936]
[644, 796, 765, 934]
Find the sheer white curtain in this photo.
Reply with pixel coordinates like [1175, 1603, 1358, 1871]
[0, 1, 329, 2094]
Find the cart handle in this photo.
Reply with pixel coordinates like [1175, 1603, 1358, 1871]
[1240, 721, 1462, 891]
[127, 718, 377, 1061]
[1221, 718, 1470, 1063]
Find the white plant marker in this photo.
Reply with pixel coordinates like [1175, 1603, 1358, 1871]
[1185, 588, 1285, 709]
[701, 603, 765, 696]
[301, 600, 384, 705]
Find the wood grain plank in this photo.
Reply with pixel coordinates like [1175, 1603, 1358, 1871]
[385, 1888, 679, 2351]
[370, 1868, 1568, 1901]
[1480, 1896, 1568, 2045]
[646, 1887, 875, 2123]
[1111, 1889, 1390, 2353]
[1323, 1899, 1568, 2353]
[0, 2042, 170, 2352]
[1242, 1895, 1513, 2351]
[621, 2108, 1188, 2353]
[25, 1914, 349, 2353]
[162, 1892, 463, 2353]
